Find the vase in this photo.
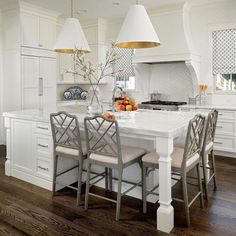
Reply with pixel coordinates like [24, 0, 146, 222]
[87, 86, 103, 115]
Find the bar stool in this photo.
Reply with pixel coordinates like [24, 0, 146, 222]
[84, 115, 146, 221]
[201, 109, 218, 200]
[142, 114, 205, 227]
[50, 111, 86, 206]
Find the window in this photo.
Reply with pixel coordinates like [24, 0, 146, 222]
[213, 28, 236, 92]
[113, 47, 135, 90]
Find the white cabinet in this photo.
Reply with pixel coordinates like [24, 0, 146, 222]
[11, 119, 34, 174]
[5, 116, 78, 190]
[22, 56, 56, 109]
[179, 106, 236, 157]
[21, 12, 56, 50]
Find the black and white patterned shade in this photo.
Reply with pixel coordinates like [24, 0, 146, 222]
[212, 28, 236, 75]
[113, 47, 135, 80]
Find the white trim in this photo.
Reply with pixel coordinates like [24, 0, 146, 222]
[208, 22, 236, 95]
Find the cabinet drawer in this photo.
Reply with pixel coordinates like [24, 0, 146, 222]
[36, 158, 52, 180]
[34, 135, 52, 158]
[214, 136, 236, 152]
[218, 110, 236, 120]
[215, 121, 236, 136]
[35, 122, 51, 135]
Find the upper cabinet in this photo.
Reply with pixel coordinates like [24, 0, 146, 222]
[21, 12, 56, 50]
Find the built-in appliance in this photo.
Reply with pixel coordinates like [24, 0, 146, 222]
[138, 101, 187, 111]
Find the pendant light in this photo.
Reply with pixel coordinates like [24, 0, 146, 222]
[115, 1, 160, 49]
[53, 0, 91, 53]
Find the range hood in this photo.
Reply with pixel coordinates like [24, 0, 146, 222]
[132, 3, 200, 94]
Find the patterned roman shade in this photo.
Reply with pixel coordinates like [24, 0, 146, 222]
[212, 28, 236, 75]
[113, 47, 135, 80]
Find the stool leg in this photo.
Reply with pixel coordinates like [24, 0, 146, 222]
[182, 173, 190, 227]
[52, 154, 58, 197]
[211, 150, 217, 190]
[142, 165, 147, 214]
[76, 158, 83, 206]
[116, 169, 123, 221]
[202, 153, 209, 200]
[85, 162, 91, 210]
[109, 168, 113, 191]
[105, 167, 108, 190]
[197, 163, 204, 208]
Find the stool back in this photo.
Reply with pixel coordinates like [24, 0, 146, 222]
[50, 111, 82, 152]
[202, 109, 218, 149]
[182, 114, 206, 170]
[84, 115, 122, 164]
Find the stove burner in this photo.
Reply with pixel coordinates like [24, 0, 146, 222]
[141, 101, 187, 106]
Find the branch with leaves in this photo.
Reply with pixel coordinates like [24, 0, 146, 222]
[66, 45, 123, 105]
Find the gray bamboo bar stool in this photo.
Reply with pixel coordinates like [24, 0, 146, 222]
[84, 115, 146, 221]
[142, 114, 205, 227]
[50, 111, 86, 206]
[201, 109, 218, 200]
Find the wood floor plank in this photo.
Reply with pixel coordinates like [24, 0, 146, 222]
[0, 156, 235, 235]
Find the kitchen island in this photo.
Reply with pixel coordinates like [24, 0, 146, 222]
[3, 106, 202, 233]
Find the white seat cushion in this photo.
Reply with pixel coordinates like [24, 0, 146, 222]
[205, 141, 213, 153]
[56, 141, 87, 157]
[90, 146, 146, 165]
[142, 147, 199, 169]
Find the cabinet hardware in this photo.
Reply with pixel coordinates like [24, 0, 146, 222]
[214, 141, 222, 145]
[37, 126, 48, 130]
[218, 113, 223, 116]
[38, 44, 43, 47]
[38, 166, 49, 171]
[216, 126, 223, 128]
[38, 144, 48, 148]
[38, 77, 43, 96]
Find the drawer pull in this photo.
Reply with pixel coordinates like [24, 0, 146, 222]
[218, 113, 223, 116]
[214, 141, 222, 145]
[38, 144, 48, 148]
[37, 126, 48, 130]
[38, 166, 49, 171]
[216, 126, 223, 129]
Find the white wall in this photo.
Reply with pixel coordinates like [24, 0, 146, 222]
[188, 0, 236, 105]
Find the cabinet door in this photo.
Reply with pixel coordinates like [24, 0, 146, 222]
[21, 13, 39, 48]
[39, 17, 56, 50]
[11, 119, 34, 174]
[40, 57, 56, 108]
[22, 56, 39, 109]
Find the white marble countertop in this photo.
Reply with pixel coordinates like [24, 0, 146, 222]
[179, 104, 236, 110]
[3, 105, 205, 138]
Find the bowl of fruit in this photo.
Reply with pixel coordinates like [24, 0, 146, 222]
[115, 96, 138, 119]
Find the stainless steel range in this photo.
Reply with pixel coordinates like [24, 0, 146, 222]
[138, 101, 187, 111]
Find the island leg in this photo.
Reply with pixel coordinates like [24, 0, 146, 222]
[4, 116, 11, 176]
[156, 136, 174, 233]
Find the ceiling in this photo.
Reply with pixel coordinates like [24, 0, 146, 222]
[21, 0, 186, 19]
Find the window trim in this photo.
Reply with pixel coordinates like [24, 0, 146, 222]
[208, 22, 236, 94]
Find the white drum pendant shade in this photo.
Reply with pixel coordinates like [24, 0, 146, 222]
[115, 4, 160, 49]
[53, 18, 91, 53]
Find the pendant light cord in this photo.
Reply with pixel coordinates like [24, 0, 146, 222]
[71, 0, 73, 17]
[136, 0, 139, 4]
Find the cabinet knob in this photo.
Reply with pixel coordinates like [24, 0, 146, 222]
[38, 44, 43, 47]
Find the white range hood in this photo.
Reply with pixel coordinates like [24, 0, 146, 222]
[132, 3, 200, 95]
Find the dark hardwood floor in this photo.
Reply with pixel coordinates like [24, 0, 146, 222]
[0, 152, 235, 235]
